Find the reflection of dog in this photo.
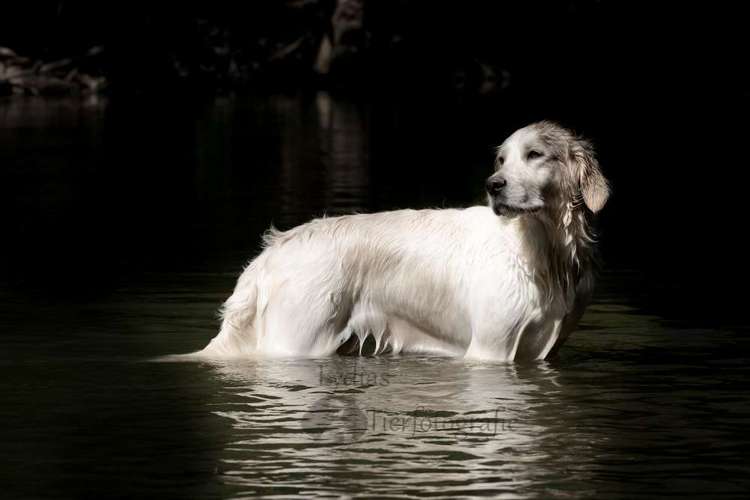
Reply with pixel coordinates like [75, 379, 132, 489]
[201, 122, 609, 361]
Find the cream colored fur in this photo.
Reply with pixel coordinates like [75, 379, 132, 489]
[199, 122, 609, 361]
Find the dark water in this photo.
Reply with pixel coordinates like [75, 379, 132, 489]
[1, 96, 749, 499]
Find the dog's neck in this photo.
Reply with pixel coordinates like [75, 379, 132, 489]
[516, 200, 597, 308]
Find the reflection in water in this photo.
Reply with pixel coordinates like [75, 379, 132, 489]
[2, 97, 750, 498]
[188, 92, 375, 266]
[315, 92, 371, 213]
[193, 92, 373, 228]
[171, 295, 750, 498]
[206, 357, 564, 497]
[274, 92, 372, 219]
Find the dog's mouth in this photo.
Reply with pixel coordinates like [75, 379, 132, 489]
[491, 202, 542, 217]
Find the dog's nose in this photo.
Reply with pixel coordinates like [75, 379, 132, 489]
[486, 177, 507, 195]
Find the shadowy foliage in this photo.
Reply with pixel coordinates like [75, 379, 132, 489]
[0, 46, 106, 96]
[0, 0, 608, 96]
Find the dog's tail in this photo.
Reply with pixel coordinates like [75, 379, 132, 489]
[198, 257, 266, 357]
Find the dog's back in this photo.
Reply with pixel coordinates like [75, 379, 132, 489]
[200, 206, 569, 359]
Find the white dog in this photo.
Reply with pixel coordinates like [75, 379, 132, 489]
[200, 121, 609, 361]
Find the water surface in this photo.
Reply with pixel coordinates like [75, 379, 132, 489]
[1, 96, 748, 499]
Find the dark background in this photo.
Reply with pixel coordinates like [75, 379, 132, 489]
[1, 4, 750, 498]
[1, 1, 749, 323]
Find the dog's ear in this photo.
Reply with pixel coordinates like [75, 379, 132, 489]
[571, 139, 610, 213]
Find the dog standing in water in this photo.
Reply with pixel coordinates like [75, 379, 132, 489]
[200, 121, 609, 360]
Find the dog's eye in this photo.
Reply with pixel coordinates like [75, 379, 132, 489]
[497, 156, 505, 166]
[527, 150, 543, 160]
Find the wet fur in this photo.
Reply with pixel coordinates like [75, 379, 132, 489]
[199, 121, 609, 360]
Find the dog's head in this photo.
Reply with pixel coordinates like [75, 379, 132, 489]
[486, 121, 609, 218]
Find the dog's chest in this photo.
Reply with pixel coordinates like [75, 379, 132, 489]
[467, 235, 573, 356]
